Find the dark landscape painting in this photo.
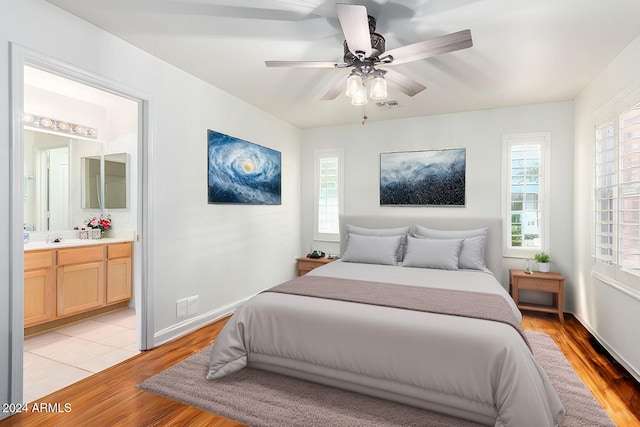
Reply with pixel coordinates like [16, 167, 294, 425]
[208, 130, 281, 205]
[380, 148, 466, 206]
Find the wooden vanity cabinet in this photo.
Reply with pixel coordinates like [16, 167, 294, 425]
[24, 250, 56, 327]
[107, 242, 132, 304]
[24, 241, 133, 333]
[57, 245, 105, 317]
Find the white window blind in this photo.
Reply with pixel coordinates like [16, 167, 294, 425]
[594, 99, 640, 292]
[594, 120, 616, 265]
[318, 157, 339, 234]
[502, 133, 550, 257]
[619, 105, 640, 273]
[314, 149, 343, 242]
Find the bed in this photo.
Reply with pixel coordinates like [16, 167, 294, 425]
[207, 216, 565, 427]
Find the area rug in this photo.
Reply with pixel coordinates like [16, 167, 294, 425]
[139, 331, 615, 426]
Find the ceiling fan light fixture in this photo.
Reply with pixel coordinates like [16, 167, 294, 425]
[345, 73, 362, 97]
[265, 5, 474, 106]
[351, 83, 368, 105]
[369, 75, 387, 100]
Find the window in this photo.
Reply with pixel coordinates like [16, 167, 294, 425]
[314, 148, 343, 242]
[593, 97, 640, 292]
[502, 133, 550, 257]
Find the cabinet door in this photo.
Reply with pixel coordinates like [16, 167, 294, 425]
[57, 261, 105, 317]
[24, 268, 56, 327]
[107, 258, 132, 304]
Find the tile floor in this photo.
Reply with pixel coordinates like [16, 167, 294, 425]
[23, 308, 139, 403]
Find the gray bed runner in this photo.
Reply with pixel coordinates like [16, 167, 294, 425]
[267, 274, 530, 349]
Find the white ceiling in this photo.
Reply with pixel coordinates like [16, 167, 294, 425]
[46, 0, 640, 129]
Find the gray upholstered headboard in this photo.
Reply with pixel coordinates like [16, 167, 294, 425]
[339, 216, 503, 277]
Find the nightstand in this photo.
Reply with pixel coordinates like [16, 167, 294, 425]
[510, 269, 565, 322]
[296, 257, 336, 276]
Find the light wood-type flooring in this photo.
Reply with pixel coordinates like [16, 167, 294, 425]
[2, 312, 639, 426]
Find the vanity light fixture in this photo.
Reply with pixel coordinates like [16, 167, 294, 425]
[22, 113, 98, 140]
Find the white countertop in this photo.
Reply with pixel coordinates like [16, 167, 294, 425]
[24, 236, 134, 251]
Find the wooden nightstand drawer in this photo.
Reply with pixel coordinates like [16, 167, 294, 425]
[516, 277, 561, 292]
[296, 257, 336, 276]
[298, 261, 320, 272]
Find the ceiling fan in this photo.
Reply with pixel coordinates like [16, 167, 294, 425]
[265, 3, 473, 105]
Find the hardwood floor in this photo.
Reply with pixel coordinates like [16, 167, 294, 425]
[2, 312, 639, 426]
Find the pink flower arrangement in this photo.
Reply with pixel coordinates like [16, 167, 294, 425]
[86, 214, 112, 232]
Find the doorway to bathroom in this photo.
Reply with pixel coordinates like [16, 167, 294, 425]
[10, 45, 151, 404]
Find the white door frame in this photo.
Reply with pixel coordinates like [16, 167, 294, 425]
[8, 43, 154, 404]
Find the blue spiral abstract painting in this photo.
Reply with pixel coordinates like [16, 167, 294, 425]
[208, 130, 281, 205]
[380, 148, 466, 206]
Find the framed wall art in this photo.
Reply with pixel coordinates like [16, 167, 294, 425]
[207, 130, 281, 205]
[380, 148, 466, 206]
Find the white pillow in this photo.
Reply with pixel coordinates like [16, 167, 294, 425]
[413, 226, 488, 270]
[402, 237, 464, 270]
[346, 224, 410, 261]
[342, 234, 402, 266]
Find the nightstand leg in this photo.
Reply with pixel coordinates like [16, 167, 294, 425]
[557, 291, 564, 323]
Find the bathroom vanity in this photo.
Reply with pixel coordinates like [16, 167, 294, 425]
[24, 238, 133, 335]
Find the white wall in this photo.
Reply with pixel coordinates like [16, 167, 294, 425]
[0, 0, 301, 412]
[574, 34, 640, 381]
[301, 102, 575, 289]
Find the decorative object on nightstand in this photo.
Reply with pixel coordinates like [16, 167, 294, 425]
[524, 259, 533, 274]
[296, 256, 336, 276]
[510, 269, 565, 322]
[534, 251, 551, 272]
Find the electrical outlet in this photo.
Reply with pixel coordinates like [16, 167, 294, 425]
[187, 295, 199, 316]
[176, 298, 188, 320]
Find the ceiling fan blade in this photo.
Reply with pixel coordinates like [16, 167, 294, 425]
[384, 69, 426, 97]
[320, 75, 348, 101]
[385, 29, 473, 65]
[265, 61, 343, 68]
[336, 4, 372, 58]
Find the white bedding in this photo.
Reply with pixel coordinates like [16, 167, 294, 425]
[207, 261, 564, 426]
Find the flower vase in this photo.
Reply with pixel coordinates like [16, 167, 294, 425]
[90, 229, 102, 239]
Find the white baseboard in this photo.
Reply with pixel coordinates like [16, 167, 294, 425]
[153, 295, 252, 347]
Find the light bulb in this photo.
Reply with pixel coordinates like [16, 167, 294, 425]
[370, 75, 387, 100]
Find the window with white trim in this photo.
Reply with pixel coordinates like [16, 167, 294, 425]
[593, 96, 640, 291]
[313, 148, 343, 242]
[502, 133, 550, 257]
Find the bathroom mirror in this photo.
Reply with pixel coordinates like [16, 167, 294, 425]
[104, 153, 127, 208]
[82, 153, 128, 209]
[82, 156, 102, 209]
[23, 129, 102, 231]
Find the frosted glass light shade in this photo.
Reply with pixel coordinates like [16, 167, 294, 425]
[351, 83, 368, 105]
[345, 74, 362, 97]
[370, 76, 387, 100]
